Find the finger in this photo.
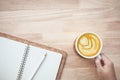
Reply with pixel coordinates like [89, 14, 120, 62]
[101, 54, 110, 65]
[95, 57, 102, 69]
[101, 54, 113, 67]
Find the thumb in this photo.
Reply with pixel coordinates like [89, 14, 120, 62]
[95, 57, 102, 70]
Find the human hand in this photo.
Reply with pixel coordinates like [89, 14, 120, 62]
[95, 54, 117, 80]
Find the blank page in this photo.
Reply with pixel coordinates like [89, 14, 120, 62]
[0, 37, 46, 80]
[0, 37, 27, 80]
[33, 48, 62, 80]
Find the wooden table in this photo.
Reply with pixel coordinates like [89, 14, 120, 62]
[0, 0, 120, 80]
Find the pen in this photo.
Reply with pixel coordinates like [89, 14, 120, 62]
[31, 53, 47, 80]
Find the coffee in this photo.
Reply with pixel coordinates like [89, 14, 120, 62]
[75, 33, 102, 58]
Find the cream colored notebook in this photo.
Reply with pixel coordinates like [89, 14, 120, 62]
[0, 36, 62, 80]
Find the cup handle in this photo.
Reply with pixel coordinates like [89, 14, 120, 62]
[97, 55, 101, 60]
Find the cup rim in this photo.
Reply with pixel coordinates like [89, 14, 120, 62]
[75, 32, 103, 59]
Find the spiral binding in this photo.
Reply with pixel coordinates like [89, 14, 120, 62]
[16, 45, 30, 80]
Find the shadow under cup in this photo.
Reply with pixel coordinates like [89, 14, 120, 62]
[75, 33, 102, 59]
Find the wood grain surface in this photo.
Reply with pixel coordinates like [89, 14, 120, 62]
[0, 0, 120, 80]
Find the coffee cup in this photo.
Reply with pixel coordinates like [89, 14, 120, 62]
[75, 32, 102, 59]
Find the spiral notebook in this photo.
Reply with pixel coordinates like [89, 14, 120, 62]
[0, 32, 67, 80]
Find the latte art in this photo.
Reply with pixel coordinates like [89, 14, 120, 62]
[77, 33, 101, 57]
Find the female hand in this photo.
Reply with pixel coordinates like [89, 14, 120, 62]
[95, 54, 117, 80]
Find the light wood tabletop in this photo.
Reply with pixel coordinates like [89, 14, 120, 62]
[0, 0, 120, 80]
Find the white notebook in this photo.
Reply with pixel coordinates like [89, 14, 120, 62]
[0, 37, 62, 80]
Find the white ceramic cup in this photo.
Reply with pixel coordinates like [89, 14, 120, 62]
[75, 32, 102, 59]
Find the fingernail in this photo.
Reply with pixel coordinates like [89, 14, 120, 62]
[97, 55, 101, 60]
